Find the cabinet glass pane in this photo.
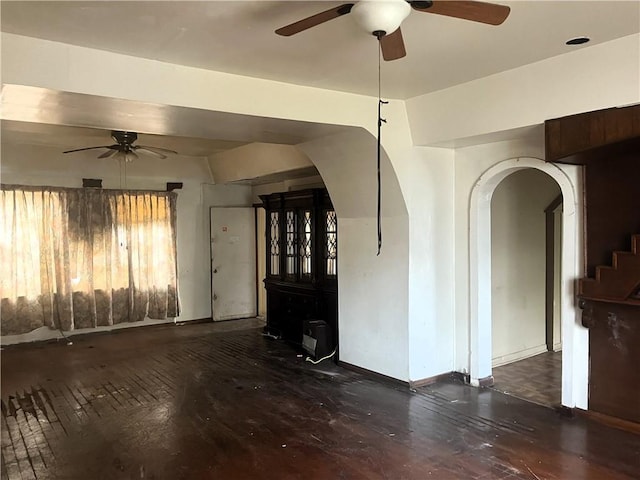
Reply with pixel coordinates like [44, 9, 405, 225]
[299, 210, 312, 276]
[285, 210, 297, 275]
[269, 211, 280, 275]
[325, 210, 337, 277]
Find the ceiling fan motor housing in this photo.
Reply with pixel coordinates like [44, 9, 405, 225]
[351, 0, 412, 36]
[112, 130, 138, 146]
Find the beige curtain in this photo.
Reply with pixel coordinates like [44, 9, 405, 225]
[0, 185, 179, 335]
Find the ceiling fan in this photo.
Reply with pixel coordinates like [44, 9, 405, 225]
[276, 0, 511, 60]
[63, 130, 177, 161]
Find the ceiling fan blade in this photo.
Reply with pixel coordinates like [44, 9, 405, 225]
[412, 1, 510, 26]
[135, 147, 168, 159]
[62, 145, 113, 154]
[276, 3, 355, 36]
[135, 145, 177, 155]
[380, 28, 406, 61]
[97, 148, 118, 159]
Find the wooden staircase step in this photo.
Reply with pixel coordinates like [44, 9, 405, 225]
[596, 266, 637, 284]
[612, 251, 640, 270]
[633, 235, 640, 255]
[580, 234, 640, 302]
[580, 269, 640, 298]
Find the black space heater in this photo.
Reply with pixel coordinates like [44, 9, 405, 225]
[302, 320, 332, 359]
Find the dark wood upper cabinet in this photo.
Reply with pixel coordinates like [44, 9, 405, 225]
[260, 188, 338, 354]
[545, 104, 640, 163]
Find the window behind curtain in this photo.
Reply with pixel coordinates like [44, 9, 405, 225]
[0, 185, 179, 336]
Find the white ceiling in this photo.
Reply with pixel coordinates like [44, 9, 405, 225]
[0, 84, 347, 157]
[1, 1, 638, 164]
[2, 1, 639, 99]
[0, 120, 247, 157]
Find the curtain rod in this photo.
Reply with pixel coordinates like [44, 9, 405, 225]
[1, 184, 180, 195]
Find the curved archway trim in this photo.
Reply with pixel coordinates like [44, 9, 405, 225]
[469, 157, 588, 409]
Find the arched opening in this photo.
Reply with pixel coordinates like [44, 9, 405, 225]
[2, 85, 412, 382]
[469, 157, 588, 409]
[298, 129, 410, 379]
[489, 169, 562, 406]
[211, 127, 411, 379]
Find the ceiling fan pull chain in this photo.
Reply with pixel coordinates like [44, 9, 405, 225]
[377, 39, 388, 256]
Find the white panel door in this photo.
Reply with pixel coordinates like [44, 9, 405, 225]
[210, 207, 256, 321]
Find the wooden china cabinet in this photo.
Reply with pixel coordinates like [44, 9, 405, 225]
[260, 188, 338, 353]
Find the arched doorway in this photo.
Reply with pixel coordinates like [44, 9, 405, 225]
[489, 169, 562, 406]
[469, 157, 588, 409]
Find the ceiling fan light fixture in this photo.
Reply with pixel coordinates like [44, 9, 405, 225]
[351, 0, 411, 36]
[114, 150, 136, 163]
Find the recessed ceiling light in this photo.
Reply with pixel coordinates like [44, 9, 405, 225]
[566, 37, 590, 46]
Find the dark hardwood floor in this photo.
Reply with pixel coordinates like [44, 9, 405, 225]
[2, 320, 639, 479]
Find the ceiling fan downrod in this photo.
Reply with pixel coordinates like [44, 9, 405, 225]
[408, 1, 433, 9]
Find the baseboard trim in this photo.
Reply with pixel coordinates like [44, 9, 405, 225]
[1, 317, 214, 348]
[573, 408, 640, 434]
[337, 364, 474, 390]
[409, 371, 467, 388]
[492, 344, 548, 367]
[338, 361, 408, 387]
[175, 317, 213, 326]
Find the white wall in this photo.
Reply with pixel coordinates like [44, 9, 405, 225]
[406, 146, 455, 381]
[202, 183, 253, 208]
[208, 143, 313, 184]
[406, 33, 640, 146]
[251, 174, 325, 204]
[490, 169, 560, 366]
